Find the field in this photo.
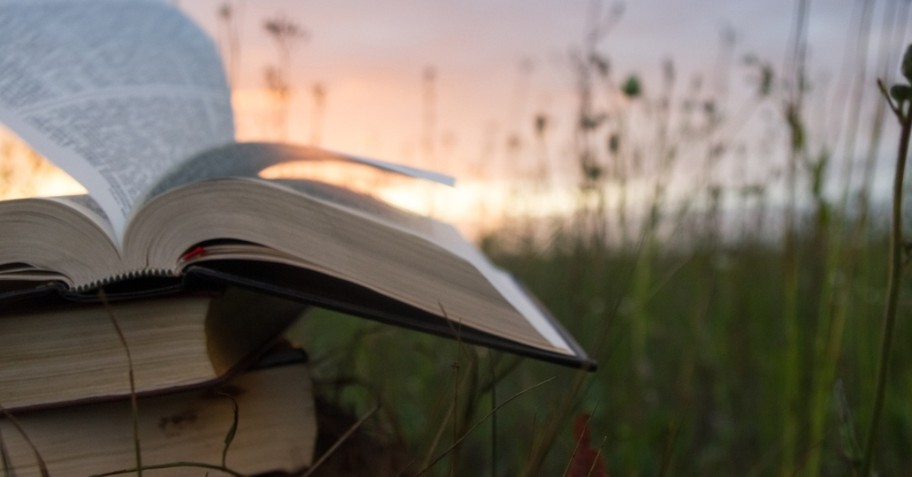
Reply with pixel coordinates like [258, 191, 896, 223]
[294, 201, 911, 476]
[289, 10, 912, 474]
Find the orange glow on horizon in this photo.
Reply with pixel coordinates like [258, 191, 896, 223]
[231, 83, 427, 169]
[0, 126, 86, 200]
[259, 157, 581, 239]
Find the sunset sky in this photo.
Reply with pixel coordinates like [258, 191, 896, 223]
[1, 0, 907, 235]
[178, 0, 825, 167]
[172, 0, 906, 233]
[176, 0, 862, 150]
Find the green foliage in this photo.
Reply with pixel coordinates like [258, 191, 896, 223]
[890, 84, 912, 103]
[607, 133, 620, 155]
[289, 218, 912, 476]
[621, 75, 641, 98]
[902, 44, 912, 84]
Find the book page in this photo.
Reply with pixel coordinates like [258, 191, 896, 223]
[0, 0, 234, 241]
[48, 195, 115, 240]
[262, 178, 573, 353]
[145, 142, 453, 202]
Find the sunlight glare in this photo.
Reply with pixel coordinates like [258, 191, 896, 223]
[0, 126, 86, 200]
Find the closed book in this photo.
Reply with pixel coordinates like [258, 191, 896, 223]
[0, 350, 316, 477]
[0, 287, 306, 411]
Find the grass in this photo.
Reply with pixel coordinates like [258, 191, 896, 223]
[287, 28, 912, 475]
[291, 211, 908, 475]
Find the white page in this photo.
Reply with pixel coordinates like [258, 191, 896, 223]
[0, 0, 234, 242]
[145, 143, 453, 203]
[330, 150, 456, 186]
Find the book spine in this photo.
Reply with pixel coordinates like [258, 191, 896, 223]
[74, 268, 178, 293]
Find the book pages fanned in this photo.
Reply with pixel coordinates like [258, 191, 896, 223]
[0, 0, 234, 241]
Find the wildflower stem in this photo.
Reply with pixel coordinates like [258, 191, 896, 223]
[862, 84, 911, 477]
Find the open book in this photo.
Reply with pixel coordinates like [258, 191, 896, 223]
[0, 1, 592, 368]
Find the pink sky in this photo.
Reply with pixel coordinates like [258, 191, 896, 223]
[3, 0, 904, 235]
[175, 0, 858, 178]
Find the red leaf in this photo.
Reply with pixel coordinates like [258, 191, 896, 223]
[568, 414, 608, 477]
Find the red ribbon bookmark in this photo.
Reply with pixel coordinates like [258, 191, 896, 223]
[180, 246, 207, 262]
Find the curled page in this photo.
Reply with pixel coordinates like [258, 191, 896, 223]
[326, 150, 456, 187]
[145, 142, 453, 202]
[0, 0, 234, 241]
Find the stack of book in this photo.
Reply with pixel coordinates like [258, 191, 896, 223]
[0, 289, 317, 476]
[0, 1, 593, 475]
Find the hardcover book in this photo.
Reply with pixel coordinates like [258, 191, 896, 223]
[0, 287, 305, 411]
[0, 0, 593, 369]
[0, 349, 317, 477]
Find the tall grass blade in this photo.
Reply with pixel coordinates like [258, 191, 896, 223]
[417, 376, 555, 476]
[834, 379, 863, 470]
[301, 403, 381, 477]
[0, 428, 10, 477]
[0, 408, 48, 477]
[100, 289, 142, 477]
[91, 461, 245, 477]
[218, 393, 240, 469]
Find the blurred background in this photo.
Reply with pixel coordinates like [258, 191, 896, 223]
[2, 0, 912, 475]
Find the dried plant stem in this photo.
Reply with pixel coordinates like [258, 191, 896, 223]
[300, 403, 380, 477]
[416, 376, 555, 476]
[0, 407, 48, 477]
[862, 80, 911, 477]
[100, 291, 142, 477]
[219, 393, 239, 468]
[91, 461, 245, 477]
[489, 357, 497, 477]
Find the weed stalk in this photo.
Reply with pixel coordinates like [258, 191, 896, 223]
[862, 65, 912, 477]
[100, 290, 142, 477]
